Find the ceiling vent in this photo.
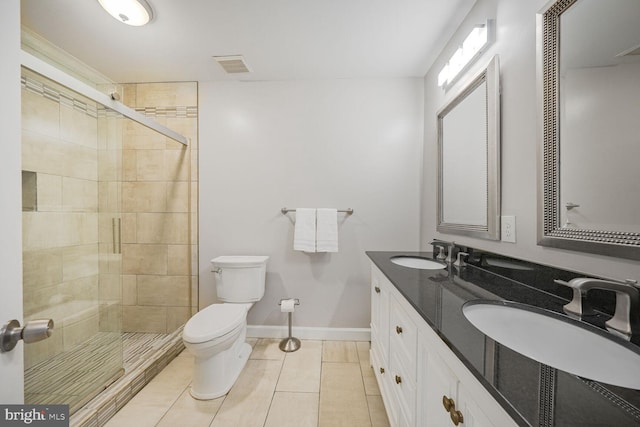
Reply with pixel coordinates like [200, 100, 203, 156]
[214, 55, 251, 74]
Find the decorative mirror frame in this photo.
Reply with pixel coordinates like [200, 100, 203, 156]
[437, 55, 501, 240]
[537, 0, 640, 260]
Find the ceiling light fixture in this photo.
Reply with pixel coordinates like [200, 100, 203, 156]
[438, 22, 490, 89]
[97, 0, 153, 26]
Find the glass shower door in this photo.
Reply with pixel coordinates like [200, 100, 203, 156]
[21, 67, 123, 413]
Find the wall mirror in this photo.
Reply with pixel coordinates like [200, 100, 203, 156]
[437, 55, 501, 240]
[537, 0, 640, 260]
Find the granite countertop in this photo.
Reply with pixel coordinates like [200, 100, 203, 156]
[366, 251, 640, 427]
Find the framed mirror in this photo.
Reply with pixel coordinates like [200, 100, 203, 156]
[537, 0, 640, 260]
[437, 55, 501, 240]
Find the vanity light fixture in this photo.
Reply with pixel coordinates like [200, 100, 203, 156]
[97, 0, 154, 26]
[438, 22, 490, 88]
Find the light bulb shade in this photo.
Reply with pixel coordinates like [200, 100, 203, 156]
[463, 26, 488, 56]
[98, 0, 153, 26]
[437, 65, 450, 87]
[438, 22, 490, 88]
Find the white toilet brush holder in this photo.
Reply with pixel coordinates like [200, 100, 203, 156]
[279, 298, 301, 352]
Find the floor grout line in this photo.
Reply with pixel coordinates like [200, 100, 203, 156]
[262, 354, 286, 427]
[111, 339, 387, 427]
[154, 382, 191, 426]
[317, 350, 324, 427]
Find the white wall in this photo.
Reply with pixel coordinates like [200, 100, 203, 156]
[199, 79, 424, 330]
[0, 0, 25, 403]
[421, 0, 640, 280]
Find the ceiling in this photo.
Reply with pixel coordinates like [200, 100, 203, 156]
[20, 0, 475, 83]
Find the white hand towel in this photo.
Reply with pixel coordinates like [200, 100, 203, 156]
[316, 208, 338, 253]
[293, 208, 316, 252]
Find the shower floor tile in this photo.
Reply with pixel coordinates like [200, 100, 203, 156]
[123, 332, 173, 370]
[25, 332, 170, 414]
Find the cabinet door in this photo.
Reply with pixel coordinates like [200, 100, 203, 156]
[389, 296, 418, 371]
[420, 340, 498, 427]
[390, 348, 416, 426]
[456, 385, 495, 427]
[371, 274, 389, 364]
[423, 350, 459, 427]
[420, 353, 458, 427]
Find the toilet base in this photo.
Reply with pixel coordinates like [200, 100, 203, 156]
[190, 340, 252, 400]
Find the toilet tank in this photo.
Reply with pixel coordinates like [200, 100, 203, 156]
[212, 256, 269, 303]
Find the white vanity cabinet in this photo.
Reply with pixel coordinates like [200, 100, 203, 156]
[370, 264, 517, 427]
[418, 331, 496, 427]
[371, 264, 417, 426]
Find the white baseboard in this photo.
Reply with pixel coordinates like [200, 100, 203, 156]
[247, 325, 371, 341]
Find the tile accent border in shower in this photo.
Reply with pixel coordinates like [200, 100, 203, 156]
[70, 326, 185, 427]
[22, 74, 199, 120]
[22, 74, 99, 119]
[134, 106, 198, 118]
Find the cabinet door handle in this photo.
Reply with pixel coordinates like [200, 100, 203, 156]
[396, 326, 403, 334]
[374, 286, 380, 294]
[442, 395, 455, 412]
[379, 367, 385, 374]
[450, 409, 464, 426]
[395, 375, 402, 384]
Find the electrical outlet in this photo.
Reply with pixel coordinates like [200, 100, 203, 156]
[501, 215, 516, 243]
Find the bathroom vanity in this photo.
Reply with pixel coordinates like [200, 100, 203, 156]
[367, 251, 640, 427]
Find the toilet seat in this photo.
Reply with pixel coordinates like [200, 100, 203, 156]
[183, 304, 247, 344]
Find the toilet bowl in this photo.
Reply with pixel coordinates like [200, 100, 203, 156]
[182, 255, 268, 400]
[183, 303, 253, 399]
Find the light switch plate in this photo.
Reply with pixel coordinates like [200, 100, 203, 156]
[501, 215, 516, 243]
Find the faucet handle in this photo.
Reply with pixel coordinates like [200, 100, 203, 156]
[435, 246, 446, 261]
[554, 279, 597, 316]
[453, 252, 469, 268]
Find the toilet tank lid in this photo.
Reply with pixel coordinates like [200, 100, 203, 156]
[211, 256, 269, 267]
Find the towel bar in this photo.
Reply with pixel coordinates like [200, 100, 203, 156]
[281, 207, 353, 215]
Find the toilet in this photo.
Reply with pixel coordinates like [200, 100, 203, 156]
[182, 255, 269, 400]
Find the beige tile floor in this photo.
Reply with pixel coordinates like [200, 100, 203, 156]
[105, 339, 390, 427]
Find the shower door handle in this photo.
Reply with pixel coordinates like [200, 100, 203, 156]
[112, 218, 122, 254]
[1, 319, 54, 353]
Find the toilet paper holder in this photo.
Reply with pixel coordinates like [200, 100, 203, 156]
[278, 299, 301, 352]
[1, 319, 54, 353]
[278, 298, 300, 307]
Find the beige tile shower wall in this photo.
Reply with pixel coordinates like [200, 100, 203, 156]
[21, 77, 101, 369]
[121, 82, 198, 334]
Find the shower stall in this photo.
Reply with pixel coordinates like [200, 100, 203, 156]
[20, 50, 198, 418]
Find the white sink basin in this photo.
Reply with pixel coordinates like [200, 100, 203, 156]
[390, 256, 446, 270]
[462, 301, 640, 389]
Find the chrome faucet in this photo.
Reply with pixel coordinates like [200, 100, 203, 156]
[554, 277, 640, 337]
[430, 240, 456, 264]
[445, 242, 457, 264]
